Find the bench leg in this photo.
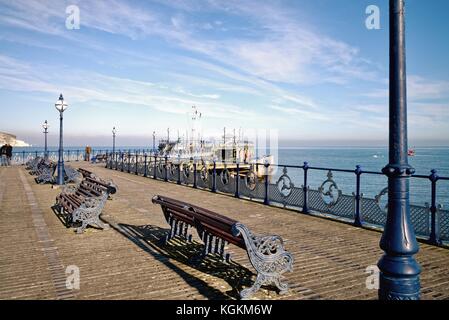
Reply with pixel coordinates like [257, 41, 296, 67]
[232, 223, 294, 299]
[239, 274, 288, 299]
[93, 216, 110, 230]
[240, 274, 263, 300]
[274, 277, 289, 295]
[76, 221, 89, 234]
[72, 195, 109, 234]
[199, 232, 231, 264]
[163, 216, 191, 244]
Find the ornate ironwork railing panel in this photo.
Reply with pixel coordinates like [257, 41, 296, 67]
[129, 156, 137, 173]
[268, 166, 304, 209]
[361, 197, 387, 227]
[155, 159, 166, 180]
[196, 169, 212, 190]
[268, 184, 304, 210]
[238, 178, 265, 201]
[181, 163, 194, 186]
[439, 206, 449, 242]
[305, 170, 355, 220]
[167, 163, 178, 182]
[137, 161, 145, 175]
[410, 204, 431, 238]
[148, 159, 156, 176]
[308, 190, 355, 220]
[216, 169, 236, 194]
[361, 196, 431, 237]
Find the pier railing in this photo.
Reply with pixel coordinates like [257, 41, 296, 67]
[10, 150, 447, 247]
[11, 149, 151, 165]
[104, 152, 449, 248]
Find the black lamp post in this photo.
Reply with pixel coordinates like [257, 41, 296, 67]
[112, 126, 117, 161]
[42, 120, 49, 160]
[55, 94, 68, 185]
[152, 131, 156, 154]
[378, 0, 421, 300]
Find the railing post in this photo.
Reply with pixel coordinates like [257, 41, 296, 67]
[105, 151, 109, 168]
[177, 161, 181, 185]
[164, 155, 168, 182]
[121, 152, 124, 172]
[127, 152, 131, 173]
[144, 154, 148, 177]
[354, 165, 363, 227]
[235, 162, 240, 198]
[135, 154, 139, 175]
[193, 160, 197, 188]
[302, 161, 309, 214]
[22, 151, 25, 165]
[35, 151, 38, 160]
[154, 155, 157, 179]
[429, 169, 441, 246]
[212, 160, 217, 193]
[264, 163, 270, 205]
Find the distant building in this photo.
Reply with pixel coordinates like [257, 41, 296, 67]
[0, 132, 30, 147]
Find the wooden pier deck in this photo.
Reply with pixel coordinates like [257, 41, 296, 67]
[1, 164, 448, 300]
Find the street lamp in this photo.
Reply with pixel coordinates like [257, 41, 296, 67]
[112, 126, 117, 161]
[42, 120, 49, 159]
[55, 94, 68, 185]
[152, 131, 156, 154]
[377, 0, 421, 300]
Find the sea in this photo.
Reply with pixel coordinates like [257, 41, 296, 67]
[10, 146, 449, 207]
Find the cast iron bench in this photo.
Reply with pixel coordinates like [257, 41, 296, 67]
[77, 168, 118, 197]
[78, 167, 95, 178]
[55, 177, 117, 233]
[26, 157, 43, 171]
[32, 160, 57, 184]
[29, 158, 51, 176]
[92, 154, 107, 163]
[65, 166, 83, 184]
[151, 195, 294, 299]
[35, 165, 56, 184]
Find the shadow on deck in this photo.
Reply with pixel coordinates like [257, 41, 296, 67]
[109, 222, 256, 300]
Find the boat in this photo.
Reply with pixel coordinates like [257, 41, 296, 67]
[156, 106, 274, 179]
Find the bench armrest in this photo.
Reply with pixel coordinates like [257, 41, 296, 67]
[232, 223, 293, 273]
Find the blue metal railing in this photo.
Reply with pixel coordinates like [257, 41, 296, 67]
[103, 152, 449, 248]
[11, 149, 151, 165]
[11, 150, 448, 247]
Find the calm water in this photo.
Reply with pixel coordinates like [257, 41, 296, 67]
[11, 146, 449, 206]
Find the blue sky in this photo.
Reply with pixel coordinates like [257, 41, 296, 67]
[0, 0, 448, 147]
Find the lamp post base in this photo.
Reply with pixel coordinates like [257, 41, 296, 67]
[56, 161, 66, 185]
[378, 254, 421, 300]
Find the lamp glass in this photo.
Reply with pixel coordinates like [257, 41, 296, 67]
[55, 96, 68, 112]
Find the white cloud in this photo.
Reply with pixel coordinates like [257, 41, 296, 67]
[0, 54, 257, 121]
[0, 0, 380, 86]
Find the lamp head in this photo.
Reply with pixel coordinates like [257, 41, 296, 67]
[112, 127, 117, 135]
[42, 120, 49, 130]
[55, 93, 68, 112]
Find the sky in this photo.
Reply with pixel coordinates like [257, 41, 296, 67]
[0, 0, 448, 147]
